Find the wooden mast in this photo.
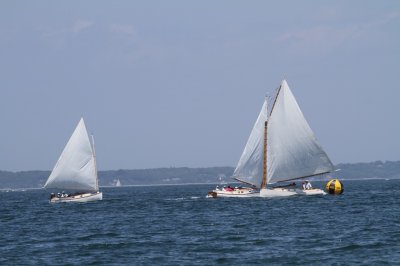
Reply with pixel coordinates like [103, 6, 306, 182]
[261, 121, 268, 189]
[260, 83, 282, 189]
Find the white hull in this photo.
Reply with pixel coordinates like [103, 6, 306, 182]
[259, 188, 297, 197]
[50, 192, 102, 203]
[207, 187, 258, 198]
[260, 187, 327, 197]
[208, 186, 327, 198]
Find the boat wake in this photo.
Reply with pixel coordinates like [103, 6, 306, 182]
[165, 196, 202, 201]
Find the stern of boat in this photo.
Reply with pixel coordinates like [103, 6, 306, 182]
[207, 191, 218, 198]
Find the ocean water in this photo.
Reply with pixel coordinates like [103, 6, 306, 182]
[1, 179, 400, 265]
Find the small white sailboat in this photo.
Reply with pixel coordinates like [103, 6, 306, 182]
[115, 178, 121, 187]
[44, 118, 102, 203]
[209, 80, 334, 198]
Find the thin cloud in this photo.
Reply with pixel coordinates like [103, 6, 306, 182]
[276, 12, 399, 53]
[377, 11, 400, 26]
[35, 19, 95, 49]
[109, 24, 136, 36]
[277, 25, 356, 43]
[277, 25, 360, 53]
[353, 11, 400, 37]
[38, 19, 95, 38]
[71, 19, 95, 33]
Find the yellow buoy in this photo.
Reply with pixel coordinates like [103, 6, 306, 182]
[326, 179, 344, 194]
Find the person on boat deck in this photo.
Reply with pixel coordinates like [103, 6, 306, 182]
[276, 182, 296, 188]
[286, 182, 296, 188]
[225, 186, 234, 191]
[305, 181, 313, 190]
[59, 191, 69, 198]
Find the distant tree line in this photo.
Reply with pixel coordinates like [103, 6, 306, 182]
[1, 161, 400, 189]
[0, 167, 234, 189]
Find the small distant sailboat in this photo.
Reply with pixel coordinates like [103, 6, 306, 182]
[115, 178, 121, 187]
[44, 118, 102, 203]
[209, 80, 334, 198]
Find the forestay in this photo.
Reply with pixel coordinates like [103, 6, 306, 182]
[232, 98, 268, 187]
[44, 118, 98, 193]
[267, 80, 334, 183]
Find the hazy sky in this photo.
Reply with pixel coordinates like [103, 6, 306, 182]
[1, 1, 399, 171]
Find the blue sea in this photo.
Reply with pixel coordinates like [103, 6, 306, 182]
[1, 179, 400, 265]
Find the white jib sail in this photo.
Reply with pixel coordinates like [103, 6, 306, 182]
[44, 118, 98, 193]
[267, 80, 334, 183]
[232, 98, 268, 187]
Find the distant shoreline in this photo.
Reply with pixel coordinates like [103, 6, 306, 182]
[2, 178, 398, 192]
[1, 161, 400, 189]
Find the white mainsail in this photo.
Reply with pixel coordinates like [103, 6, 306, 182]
[266, 80, 334, 183]
[232, 98, 269, 187]
[44, 118, 98, 193]
[232, 80, 334, 188]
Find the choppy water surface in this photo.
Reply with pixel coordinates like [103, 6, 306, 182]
[1, 180, 400, 265]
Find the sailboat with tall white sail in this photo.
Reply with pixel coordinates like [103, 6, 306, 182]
[207, 97, 269, 198]
[260, 80, 333, 197]
[44, 118, 102, 203]
[209, 80, 334, 198]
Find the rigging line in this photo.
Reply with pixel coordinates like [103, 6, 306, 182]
[232, 177, 258, 188]
[274, 171, 332, 183]
[269, 84, 282, 117]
